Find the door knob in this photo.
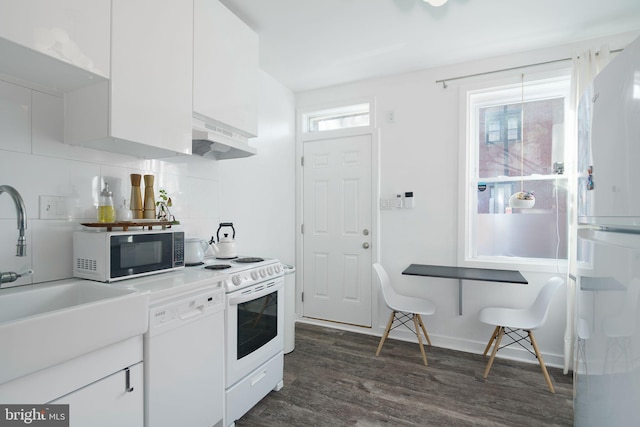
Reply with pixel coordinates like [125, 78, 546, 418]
[362, 242, 370, 249]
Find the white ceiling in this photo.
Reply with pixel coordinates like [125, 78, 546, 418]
[221, 0, 640, 93]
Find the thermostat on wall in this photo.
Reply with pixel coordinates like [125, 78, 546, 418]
[404, 192, 414, 209]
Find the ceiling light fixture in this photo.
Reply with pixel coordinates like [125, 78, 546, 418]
[423, 0, 448, 6]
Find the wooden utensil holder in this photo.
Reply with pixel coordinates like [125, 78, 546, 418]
[143, 174, 156, 219]
[130, 174, 143, 219]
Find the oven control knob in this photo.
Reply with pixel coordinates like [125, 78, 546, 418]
[267, 266, 274, 275]
[274, 264, 281, 273]
[260, 268, 267, 278]
[251, 271, 259, 280]
[232, 275, 242, 286]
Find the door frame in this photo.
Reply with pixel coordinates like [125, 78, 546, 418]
[295, 97, 380, 329]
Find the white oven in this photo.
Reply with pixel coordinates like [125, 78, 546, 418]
[198, 256, 284, 426]
[226, 277, 283, 386]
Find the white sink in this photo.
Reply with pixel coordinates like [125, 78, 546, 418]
[0, 280, 149, 385]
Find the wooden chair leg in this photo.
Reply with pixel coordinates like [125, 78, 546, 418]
[413, 315, 428, 366]
[416, 314, 432, 346]
[528, 330, 555, 394]
[376, 311, 396, 356]
[483, 326, 504, 379]
[483, 325, 501, 356]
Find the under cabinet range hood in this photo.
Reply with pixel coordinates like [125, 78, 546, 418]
[192, 118, 257, 160]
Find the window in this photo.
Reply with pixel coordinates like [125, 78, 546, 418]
[303, 103, 370, 133]
[464, 76, 570, 263]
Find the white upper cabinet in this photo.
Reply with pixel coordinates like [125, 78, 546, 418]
[65, 0, 193, 158]
[194, 0, 259, 138]
[0, 0, 110, 92]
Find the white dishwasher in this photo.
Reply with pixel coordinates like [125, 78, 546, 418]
[143, 280, 225, 427]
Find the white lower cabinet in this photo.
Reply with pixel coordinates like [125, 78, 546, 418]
[50, 362, 143, 427]
[0, 337, 143, 425]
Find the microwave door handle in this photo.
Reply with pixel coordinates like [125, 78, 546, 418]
[228, 282, 283, 306]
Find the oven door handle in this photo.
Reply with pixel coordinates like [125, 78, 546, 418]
[228, 282, 282, 306]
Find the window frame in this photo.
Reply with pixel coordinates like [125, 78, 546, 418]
[458, 72, 571, 272]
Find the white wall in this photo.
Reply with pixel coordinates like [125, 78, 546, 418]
[0, 70, 295, 289]
[295, 31, 640, 368]
[219, 70, 296, 265]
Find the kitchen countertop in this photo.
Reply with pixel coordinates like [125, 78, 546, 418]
[108, 268, 228, 302]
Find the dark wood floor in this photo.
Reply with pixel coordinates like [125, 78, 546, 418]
[236, 322, 573, 426]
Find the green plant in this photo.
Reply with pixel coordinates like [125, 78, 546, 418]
[156, 189, 174, 221]
[156, 189, 172, 207]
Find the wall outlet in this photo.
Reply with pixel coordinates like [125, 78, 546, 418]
[39, 196, 67, 219]
[385, 110, 396, 124]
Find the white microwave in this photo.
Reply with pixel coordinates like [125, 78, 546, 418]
[73, 229, 185, 282]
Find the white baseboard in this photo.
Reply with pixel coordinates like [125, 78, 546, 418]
[296, 317, 567, 370]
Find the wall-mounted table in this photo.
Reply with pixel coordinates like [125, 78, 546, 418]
[402, 264, 528, 315]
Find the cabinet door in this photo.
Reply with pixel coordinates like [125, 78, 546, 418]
[0, 0, 110, 77]
[110, 0, 193, 154]
[50, 362, 143, 427]
[194, 0, 258, 137]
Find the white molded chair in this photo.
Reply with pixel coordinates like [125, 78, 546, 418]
[574, 317, 591, 399]
[575, 317, 591, 378]
[373, 263, 436, 366]
[478, 276, 564, 393]
[602, 278, 640, 374]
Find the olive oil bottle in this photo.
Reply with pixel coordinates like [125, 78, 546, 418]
[98, 183, 115, 223]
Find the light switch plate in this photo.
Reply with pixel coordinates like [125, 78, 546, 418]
[39, 196, 67, 219]
[380, 198, 394, 210]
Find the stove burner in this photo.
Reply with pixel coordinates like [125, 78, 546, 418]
[233, 257, 264, 264]
[185, 262, 205, 267]
[204, 264, 232, 270]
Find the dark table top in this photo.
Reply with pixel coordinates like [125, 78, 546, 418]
[580, 276, 626, 291]
[402, 264, 528, 284]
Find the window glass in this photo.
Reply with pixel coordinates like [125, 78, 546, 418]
[467, 77, 569, 261]
[305, 103, 370, 132]
[479, 98, 564, 178]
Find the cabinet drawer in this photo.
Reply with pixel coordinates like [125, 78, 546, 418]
[226, 353, 283, 424]
[50, 362, 143, 427]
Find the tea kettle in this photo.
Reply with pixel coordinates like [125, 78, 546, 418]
[209, 222, 238, 259]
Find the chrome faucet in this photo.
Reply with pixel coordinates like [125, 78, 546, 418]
[0, 185, 30, 285]
[0, 185, 27, 256]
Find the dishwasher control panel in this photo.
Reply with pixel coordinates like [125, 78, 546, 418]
[149, 286, 224, 332]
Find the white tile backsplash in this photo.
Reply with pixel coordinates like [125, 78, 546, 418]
[31, 219, 76, 283]
[31, 90, 63, 154]
[0, 219, 32, 288]
[0, 79, 222, 287]
[0, 80, 30, 154]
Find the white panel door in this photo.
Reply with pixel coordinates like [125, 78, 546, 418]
[303, 133, 372, 327]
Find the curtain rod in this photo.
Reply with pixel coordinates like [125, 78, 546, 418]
[435, 48, 623, 88]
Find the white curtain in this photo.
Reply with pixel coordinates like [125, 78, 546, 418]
[563, 45, 611, 374]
